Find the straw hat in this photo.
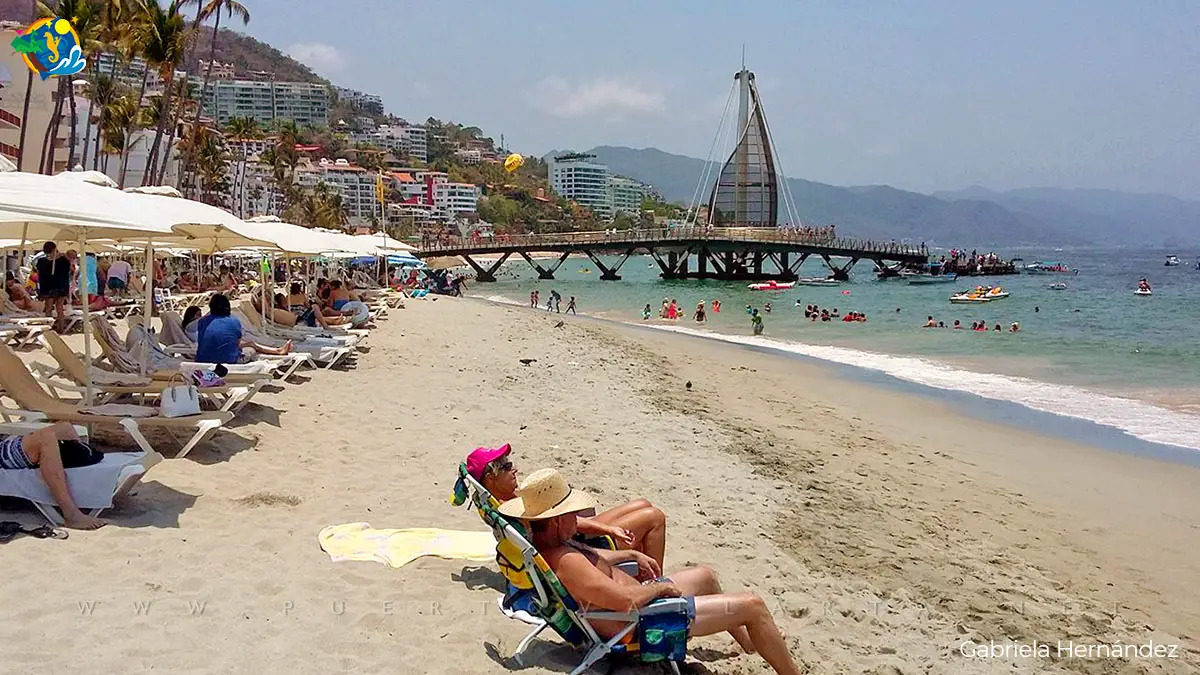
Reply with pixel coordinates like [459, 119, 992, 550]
[497, 468, 598, 520]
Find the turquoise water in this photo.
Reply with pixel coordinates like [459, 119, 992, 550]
[471, 247, 1200, 450]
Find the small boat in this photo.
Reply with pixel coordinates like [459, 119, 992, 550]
[1048, 282, 1067, 290]
[908, 273, 958, 285]
[1024, 261, 1078, 275]
[1134, 288, 1153, 296]
[795, 277, 840, 287]
[747, 280, 795, 291]
[1165, 255, 1180, 267]
[950, 286, 1010, 304]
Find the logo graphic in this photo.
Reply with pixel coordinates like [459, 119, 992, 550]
[11, 18, 87, 80]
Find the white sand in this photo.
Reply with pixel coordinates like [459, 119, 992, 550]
[1, 297, 1197, 674]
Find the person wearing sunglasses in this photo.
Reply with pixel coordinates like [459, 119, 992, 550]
[465, 443, 668, 568]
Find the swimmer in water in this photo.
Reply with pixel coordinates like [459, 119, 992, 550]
[694, 302, 706, 323]
[642, 303, 652, 320]
[764, 302, 772, 313]
[746, 304, 753, 314]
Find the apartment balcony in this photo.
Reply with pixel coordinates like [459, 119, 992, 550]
[0, 108, 21, 130]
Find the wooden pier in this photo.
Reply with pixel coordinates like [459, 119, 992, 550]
[417, 227, 928, 282]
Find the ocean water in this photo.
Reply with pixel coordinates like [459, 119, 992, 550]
[470, 246, 1200, 451]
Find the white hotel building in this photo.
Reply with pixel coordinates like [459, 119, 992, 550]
[548, 152, 613, 220]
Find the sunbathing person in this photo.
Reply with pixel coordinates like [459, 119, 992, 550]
[5, 272, 37, 312]
[468, 444, 667, 567]
[182, 306, 202, 343]
[327, 280, 371, 327]
[500, 469, 803, 675]
[285, 283, 350, 328]
[196, 294, 292, 365]
[0, 423, 106, 530]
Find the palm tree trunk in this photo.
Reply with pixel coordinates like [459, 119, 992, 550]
[40, 80, 66, 174]
[80, 59, 99, 170]
[156, 75, 188, 185]
[15, 70, 34, 171]
[67, 84, 79, 169]
[118, 68, 149, 188]
[143, 67, 175, 185]
[184, 12, 222, 197]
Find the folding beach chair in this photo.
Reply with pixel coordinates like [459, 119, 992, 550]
[453, 465, 689, 674]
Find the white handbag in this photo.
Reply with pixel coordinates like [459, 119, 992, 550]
[160, 373, 201, 418]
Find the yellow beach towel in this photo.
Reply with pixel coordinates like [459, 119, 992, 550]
[318, 522, 495, 568]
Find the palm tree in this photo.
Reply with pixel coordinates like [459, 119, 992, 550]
[181, 0, 249, 193]
[155, 73, 192, 183]
[140, 0, 188, 185]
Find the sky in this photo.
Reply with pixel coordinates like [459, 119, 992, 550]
[240, 0, 1199, 200]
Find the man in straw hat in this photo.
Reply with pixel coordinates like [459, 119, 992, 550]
[467, 444, 667, 567]
[500, 469, 803, 675]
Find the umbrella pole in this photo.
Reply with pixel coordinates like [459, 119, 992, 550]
[17, 222, 27, 282]
[80, 230, 94, 406]
[141, 239, 154, 374]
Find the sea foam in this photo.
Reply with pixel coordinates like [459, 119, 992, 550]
[646, 324, 1200, 452]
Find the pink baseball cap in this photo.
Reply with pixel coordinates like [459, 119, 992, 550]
[466, 443, 512, 481]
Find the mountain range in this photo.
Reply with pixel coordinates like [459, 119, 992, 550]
[579, 146, 1198, 248]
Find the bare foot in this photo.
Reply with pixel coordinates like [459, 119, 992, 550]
[281, 340, 294, 355]
[63, 513, 107, 530]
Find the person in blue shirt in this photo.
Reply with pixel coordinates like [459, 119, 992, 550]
[195, 294, 292, 365]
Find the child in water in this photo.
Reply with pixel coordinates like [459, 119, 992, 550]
[751, 308, 764, 335]
[712, 299, 721, 313]
[764, 302, 772, 313]
[694, 302, 706, 323]
[642, 303, 652, 320]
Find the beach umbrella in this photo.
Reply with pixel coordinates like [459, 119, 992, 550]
[0, 172, 178, 402]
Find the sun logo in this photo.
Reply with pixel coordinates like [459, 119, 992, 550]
[11, 18, 87, 80]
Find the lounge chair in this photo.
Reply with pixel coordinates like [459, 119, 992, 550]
[125, 318, 313, 381]
[0, 343, 233, 458]
[231, 309, 354, 370]
[239, 301, 367, 345]
[90, 317, 279, 383]
[454, 465, 687, 674]
[33, 331, 269, 414]
[0, 423, 162, 525]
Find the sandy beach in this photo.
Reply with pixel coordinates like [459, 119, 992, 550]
[2, 296, 1198, 674]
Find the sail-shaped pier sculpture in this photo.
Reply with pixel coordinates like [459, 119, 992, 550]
[706, 68, 780, 228]
[416, 66, 927, 282]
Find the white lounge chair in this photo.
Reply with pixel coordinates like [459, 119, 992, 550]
[0, 424, 162, 525]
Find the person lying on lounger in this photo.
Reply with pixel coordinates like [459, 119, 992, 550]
[283, 285, 351, 329]
[501, 469, 803, 675]
[196, 294, 292, 365]
[0, 423, 106, 530]
[467, 444, 667, 567]
[5, 272, 37, 312]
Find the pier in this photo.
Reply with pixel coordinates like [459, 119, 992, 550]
[417, 227, 928, 282]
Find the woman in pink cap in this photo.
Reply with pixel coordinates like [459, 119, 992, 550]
[466, 444, 668, 567]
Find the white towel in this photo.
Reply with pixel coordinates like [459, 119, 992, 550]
[0, 452, 147, 509]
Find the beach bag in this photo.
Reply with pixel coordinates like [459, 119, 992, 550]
[188, 369, 226, 388]
[160, 374, 201, 418]
[636, 606, 690, 664]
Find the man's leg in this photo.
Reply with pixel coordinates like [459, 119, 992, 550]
[690, 590, 801, 675]
[668, 566, 754, 654]
[20, 424, 106, 530]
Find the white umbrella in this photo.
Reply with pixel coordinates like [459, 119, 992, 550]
[0, 173, 178, 402]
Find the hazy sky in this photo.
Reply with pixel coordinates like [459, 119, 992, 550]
[241, 0, 1198, 199]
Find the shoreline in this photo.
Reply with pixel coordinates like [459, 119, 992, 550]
[3, 296, 1197, 673]
[471, 292, 1200, 458]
